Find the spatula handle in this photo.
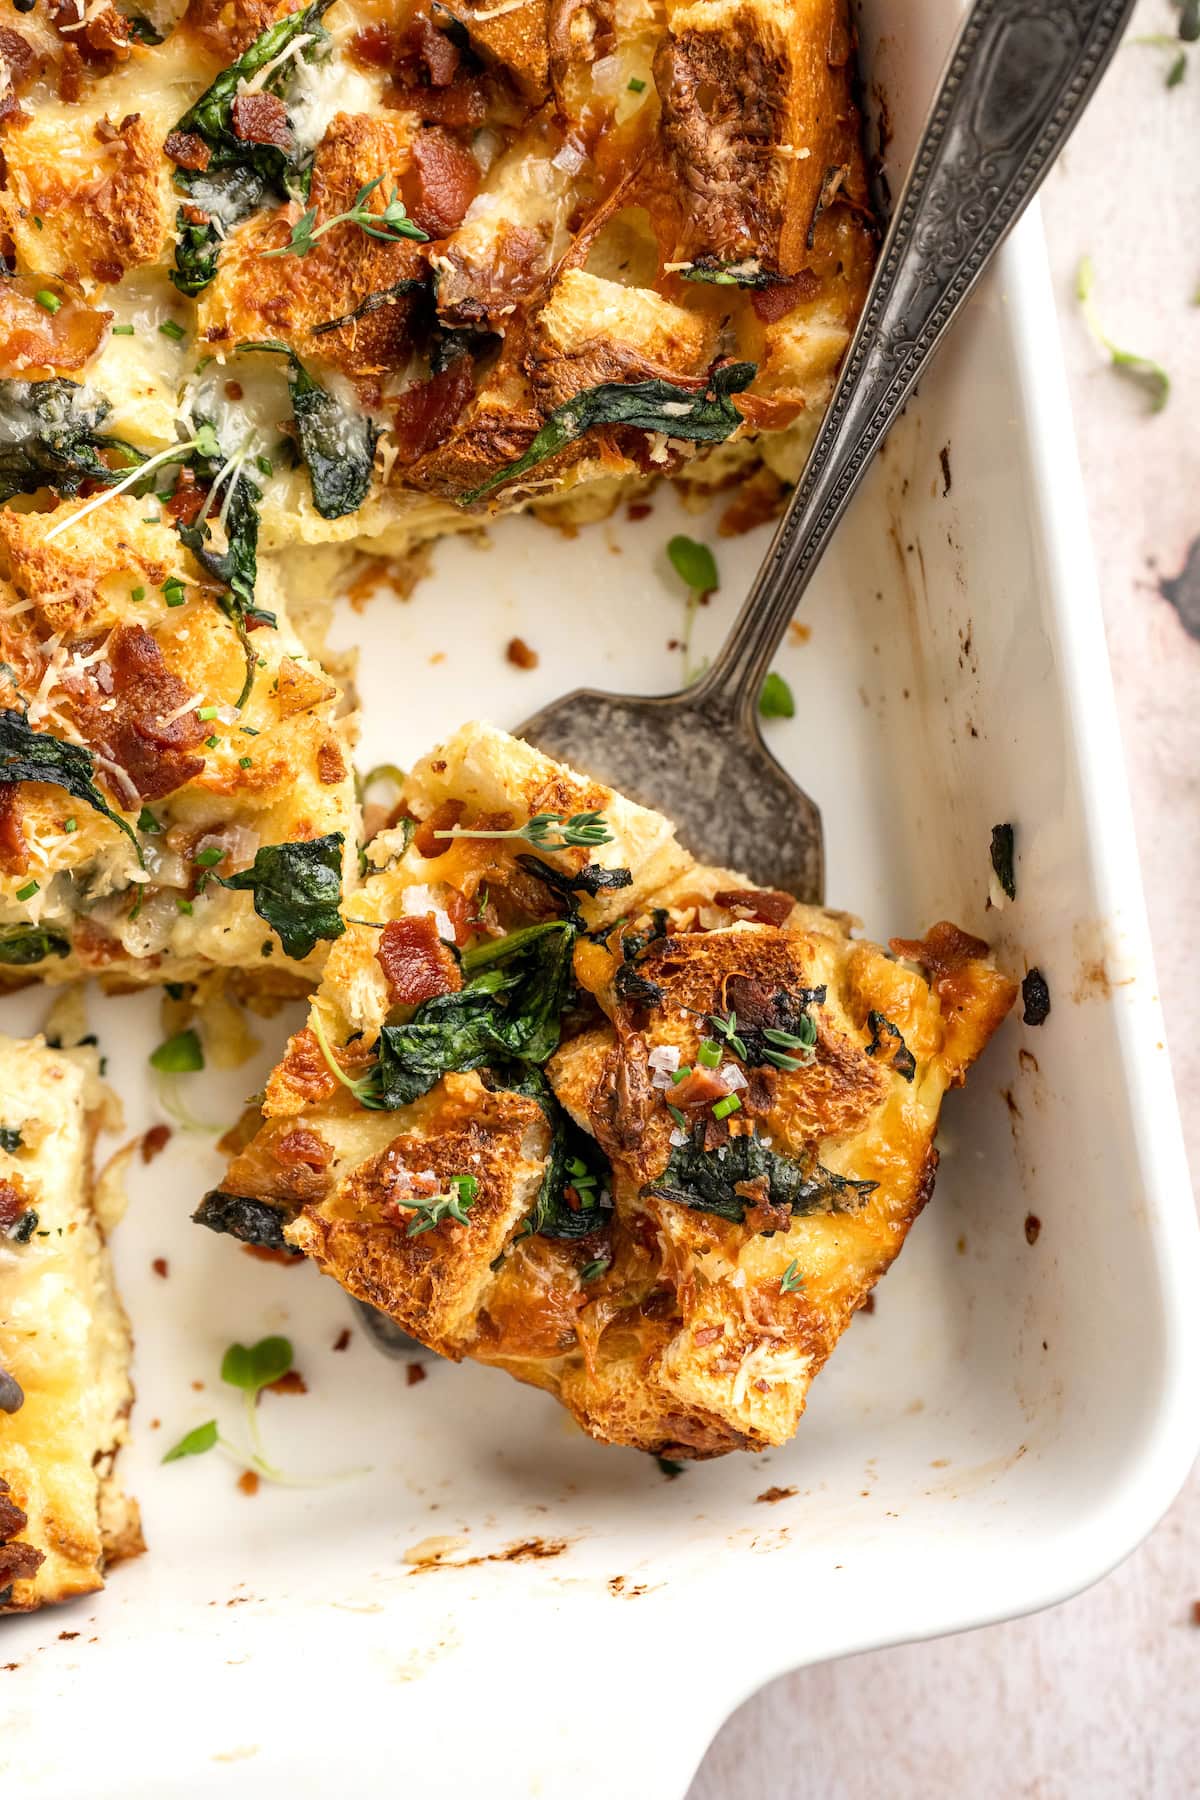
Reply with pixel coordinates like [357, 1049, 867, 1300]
[699, 0, 1137, 723]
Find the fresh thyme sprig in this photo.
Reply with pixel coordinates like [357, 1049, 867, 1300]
[434, 810, 614, 851]
[779, 1259, 805, 1295]
[760, 1018, 817, 1072]
[706, 1008, 748, 1061]
[400, 1174, 478, 1236]
[261, 175, 429, 259]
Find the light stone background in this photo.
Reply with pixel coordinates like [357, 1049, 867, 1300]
[687, 8, 1200, 1797]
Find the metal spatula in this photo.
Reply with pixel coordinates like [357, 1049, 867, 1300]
[518, 0, 1135, 898]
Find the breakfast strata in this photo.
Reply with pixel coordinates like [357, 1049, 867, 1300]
[0, 1033, 140, 1612]
[0, 0, 875, 567]
[199, 724, 1016, 1458]
[0, 496, 357, 987]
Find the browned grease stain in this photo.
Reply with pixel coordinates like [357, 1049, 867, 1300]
[1025, 1214, 1042, 1246]
[939, 444, 952, 496]
[1018, 1048, 1040, 1075]
[608, 1575, 650, 1598]
[788, 620, 812, 645]
[409, 1537, 570, 1575]
[755, 1485, 798, 1504]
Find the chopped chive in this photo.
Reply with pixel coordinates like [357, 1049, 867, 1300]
[239, 725, 260, 736]
[32, 216, 42, 230]
[255, 454, 274, 476]
[15, 879, 39, 901]
[238, 755, 252, 769]
[34, 290, 61, 314]
[176, 897, 194, 915]
[137, 806, 162, 833]
[711, 1093, 741, 1120]
[63, 816, 76, 833]
[111, 323, 135, 336]
[194, 846, 224, 868]
[130, 585, 145, 602]
[162, 578, 186, 607]
[158, 318, 186, 342]
[670, 1064, 692, 1083]
[197, 705, 219, 721]
[628, 75, 646, 91]
[579, 1257, 610, 1282]
[204, 734, 219, 749]
[696, 1038, 721, 1069]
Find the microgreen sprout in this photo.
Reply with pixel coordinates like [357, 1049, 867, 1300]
[309, 1005, 381, 1109]
[433, 810, 614, 852]
[666, 534, 717, 683]
[163, 1336, 366, 1486]
[261, 175, 429, 258]
[43, 422, 222, 542]
[1076, 255, 1170, 411]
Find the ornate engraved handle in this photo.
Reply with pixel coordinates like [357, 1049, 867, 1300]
[698, 0, 1137, 722]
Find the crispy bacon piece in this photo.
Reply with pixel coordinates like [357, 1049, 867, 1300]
[164, 130, 212, 172]
[0, 1176, 31, 1231]
[404, 127, 481, 236]
[230, 91, 293, 151]
[64, 625, 206, 802]
[411, 13, 460, 85]
[712, 887, 795, 926]
[0, 782, 27, 876]
[386, 73, 489, 128]
[751, 270, 821, 325]
[0, 1517, 44, 1588]
[376, 915, 462, 1006]
[0, 27, 35, 124]
[392, 359, 476, 464]
[413, 798, 463, 858]
[141, 1123, 171, 1163]
[670, 1066, 731, 1108]
[164, 466, 206, 526]
[274, 1128, 333, 1171]
[50, 0, 132, 63]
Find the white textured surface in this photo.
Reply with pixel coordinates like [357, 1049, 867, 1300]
[687, 7, 1200, 1796]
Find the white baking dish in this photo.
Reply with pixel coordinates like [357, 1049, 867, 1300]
[3, 5, 1198, 1795]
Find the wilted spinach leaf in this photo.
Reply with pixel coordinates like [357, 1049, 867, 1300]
[989, 822, 1016, 900]
[193, 1189, 300, 1252]
[644, 1127, 877, 1229]
[0, 379, 142, 505]
[238, 341, 379, 519]
[0, 710, 141, 860]
[175, 425, 273, 707]
[516, 853, 632, 926]
[368, 921, 577, 1108]
[495, 1064, 612, 1240]
[219, 833, 346, 959]
[460, 361, 757, 505]
[864, 1010, 916, 1082]
[0, 924, 70, 966]
[168, 0, 337, 296]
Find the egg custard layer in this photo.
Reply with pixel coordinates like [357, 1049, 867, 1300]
[199, 724, 1015, 1458]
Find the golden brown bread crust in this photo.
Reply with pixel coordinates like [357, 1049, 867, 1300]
[206, 725, 1017, 1459]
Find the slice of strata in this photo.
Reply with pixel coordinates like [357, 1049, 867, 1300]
[198, 723, 1016, 1458]
[0, 495, 357, 988]
[0, 1033, 141, 1612]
